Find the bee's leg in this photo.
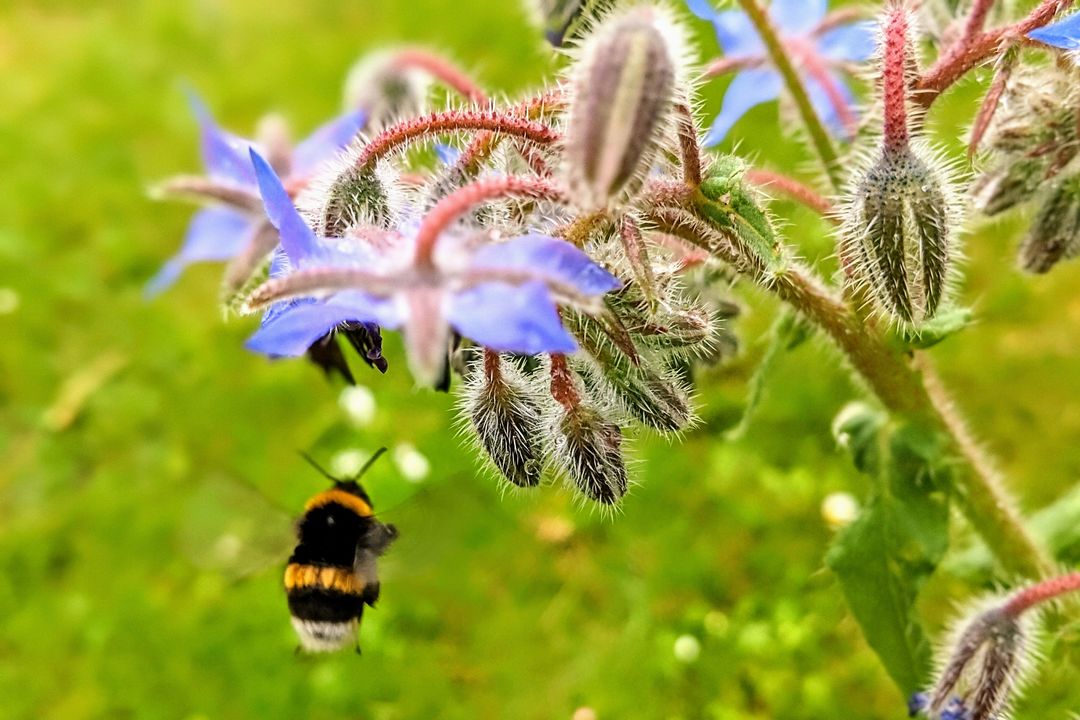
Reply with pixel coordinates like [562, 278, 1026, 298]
[354, 642, 363, 656]
[362, 582, 381, 608]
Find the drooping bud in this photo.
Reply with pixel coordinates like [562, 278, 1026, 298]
[972, 64, 1080, 216]
[1017, 173, 1080, 273]
[971, 158, 1044, 216]
[462, 351, 544, 488]
[344, 49, 430, 130]
[927, 603, 1033, 720]
[557, 404, 628, 505]
[564, 311, 693, 434]
[255, 113, 293, 176]
[547, 355, 629, 505]
[531, 0, 615, 47]
[303, 156, 398, 238]
[840, 6, 958, 326]
[564, 5, 679, 209]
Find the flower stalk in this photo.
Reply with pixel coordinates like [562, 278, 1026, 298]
[733, 0, 843, 190]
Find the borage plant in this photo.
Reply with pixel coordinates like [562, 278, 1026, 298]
[152, 1, 1080, 717]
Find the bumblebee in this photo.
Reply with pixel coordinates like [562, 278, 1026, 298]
[284, 449, 398, 653]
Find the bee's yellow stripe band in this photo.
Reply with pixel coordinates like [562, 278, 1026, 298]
[284, 563, 366, 595]
[304, 488, 373, 518]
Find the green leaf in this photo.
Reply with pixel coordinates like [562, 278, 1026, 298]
[889, 306, 973, 350]
[825, 421, 951, 696]
[727, 309, 812, 440]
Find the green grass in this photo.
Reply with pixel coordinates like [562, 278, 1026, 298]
[2, 2, 1079, 718]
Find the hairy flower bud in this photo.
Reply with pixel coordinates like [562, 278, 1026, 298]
[304, 158, 397, 238]
[564, 6, 679, 209]
[532, 0, 615, 47]
[973, 64, 1080, 217]
[462, 351, 544, 488]
[971, 158, 1044, 216]
[841, 144, 958, 326]
[565, 312, 693, 434]
[1018, 173, 1080, 274]
[555, 404, 629, 505]
[927, 602, 1033, 720]
[344, 49, 430, 130]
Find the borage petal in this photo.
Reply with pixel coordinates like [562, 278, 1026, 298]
[804, 70, 856, 138]
[246, 291, 391, 357]
[817, 21, 878, 62]
[292, 110, 367, 177]
[187, 91, 257, 188]
[685, 2, 765, 57]
[470, 234, 621, 295]
[770, 0, 827, 35]
[447, 281, 577, 355]
[1028, 12, 1080, 50]
[703, 68, 783, 146]
[250, 149, 320, 263]
[145, 207, 253, 297]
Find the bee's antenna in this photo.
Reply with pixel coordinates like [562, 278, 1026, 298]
[299, 447, 389, 485]
[353, 447, 388, 482]
[299, 451, 340, 484]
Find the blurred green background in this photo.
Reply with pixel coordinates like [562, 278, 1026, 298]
[1, 1, 1079, 718]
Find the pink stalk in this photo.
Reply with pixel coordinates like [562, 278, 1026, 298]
[1003, 571, 1080, 618]
[788, 37, 859, 137]
[549, 354, 579, 411]
[916, 0, 1073, 108]
[968, 51, 1016, 157]
[674, 104, 703, 186]
[882, 5, 911, 152]
[389, 48, 489, 104]
[702, 56, 764, 78]
[354, 109, 559, 170]
[413, 175, 565, 266]
[455, 87, 566, 174]
[745, 169, 834, 217]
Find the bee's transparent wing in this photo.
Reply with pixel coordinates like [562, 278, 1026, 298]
[178, 476, 296, 580]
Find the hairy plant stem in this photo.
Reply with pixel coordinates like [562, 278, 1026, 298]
[388, 48, 489, 104]
[647, 202, 1053, 579]
[413, 175, 565, 266]
[354, 109, 559, 170]
[734, 0, 843, 190]
[915, 0, 1074, 108]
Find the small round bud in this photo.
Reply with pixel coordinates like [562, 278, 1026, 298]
[344, 49, 430, 130]
[841, 143, 958, 326]
[564, 6, 679, 210]
[1017, 173, 1080, 274]
[531, 0, 614, 47]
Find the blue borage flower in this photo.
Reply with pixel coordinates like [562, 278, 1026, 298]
[686, 0, 875, 146]
[1028, 10, 1080, 51]
[145, 92, 366, 296]
[243, 150, 621, 385]
[908, 692, 970, 719]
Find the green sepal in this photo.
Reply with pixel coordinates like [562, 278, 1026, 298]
[695, 157, 783, 270]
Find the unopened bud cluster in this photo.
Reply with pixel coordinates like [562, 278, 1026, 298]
[972, 65, 1080, 273]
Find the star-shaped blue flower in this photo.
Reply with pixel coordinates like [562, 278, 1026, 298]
[687, 0, 876, 146]
[146, 93, 366, 296]
[243, 150, 621, 385]
[1028, 11, 1080, 50]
